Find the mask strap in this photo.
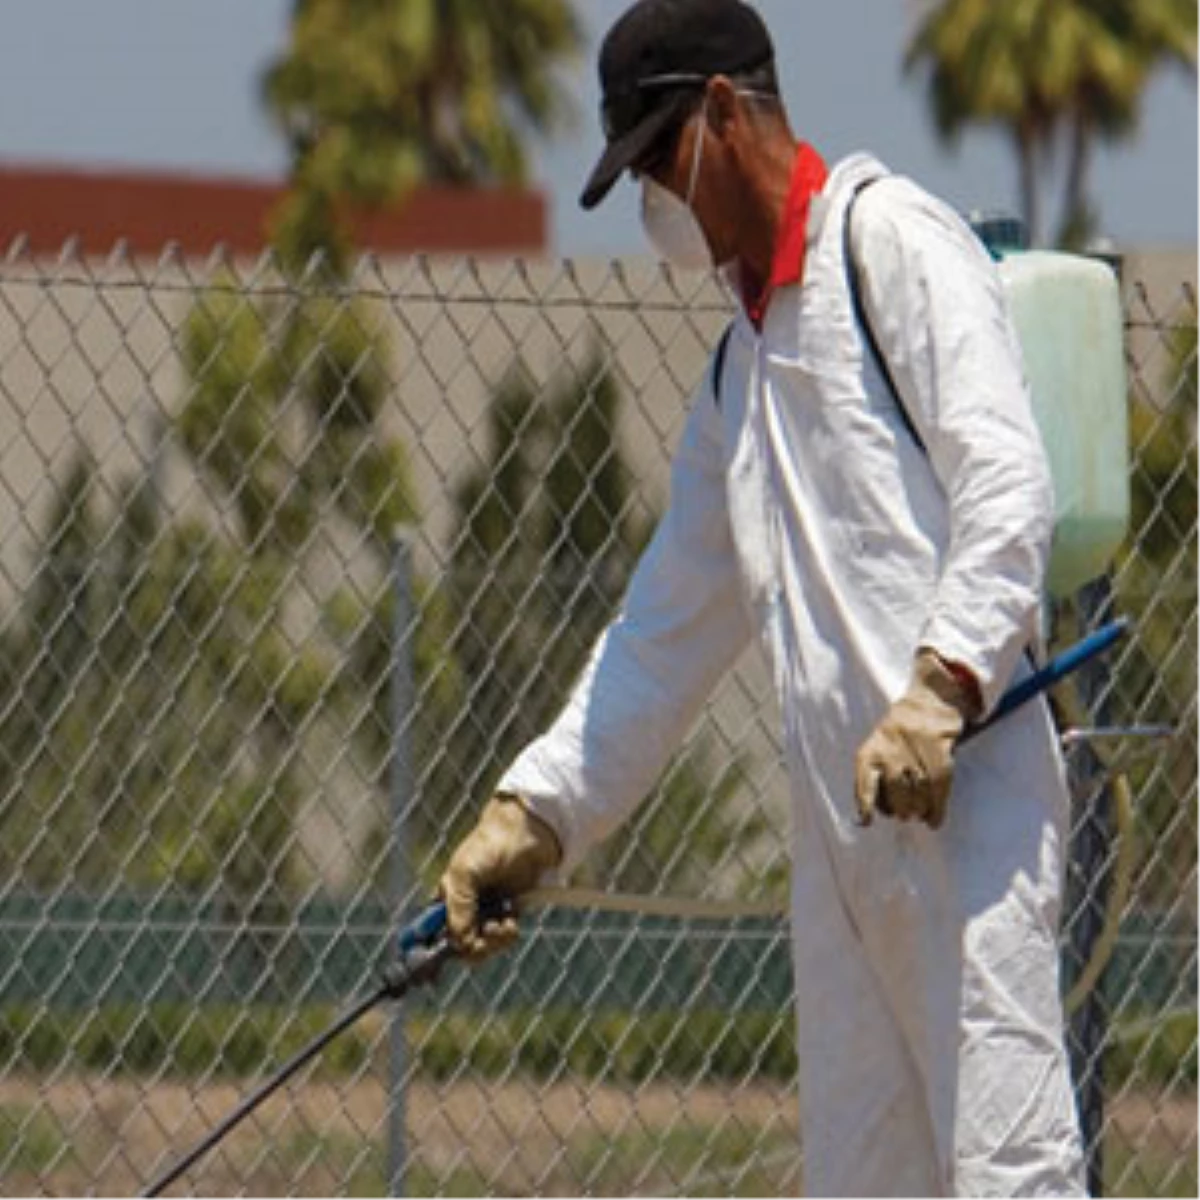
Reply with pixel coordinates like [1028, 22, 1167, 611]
[683, 93, 708, 208]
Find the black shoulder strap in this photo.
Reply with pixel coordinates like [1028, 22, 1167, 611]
[843, 181, 927, 455]
[712, 182, 929, 451]
[846, 186, 1039, 667]
[711, 321, 734, 409]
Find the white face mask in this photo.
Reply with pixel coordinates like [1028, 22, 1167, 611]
[640, 178, 712, 270]
[639, 98, 712, 271]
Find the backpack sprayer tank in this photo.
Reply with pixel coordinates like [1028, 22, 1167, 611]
[972, 216, 1131, 597]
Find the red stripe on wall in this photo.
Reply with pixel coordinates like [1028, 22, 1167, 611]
[0, 164, 547, 257]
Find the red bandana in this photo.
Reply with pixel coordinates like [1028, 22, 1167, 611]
[743, 142, 829, 328]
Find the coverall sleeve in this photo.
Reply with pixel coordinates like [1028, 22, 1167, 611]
[849, 183, 1054, 713]
[497, 373, 753, 872]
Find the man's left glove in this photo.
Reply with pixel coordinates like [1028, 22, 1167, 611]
[854, 650, 981, 830]
[439, 792, 563, 962]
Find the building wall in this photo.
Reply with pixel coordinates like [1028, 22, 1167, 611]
[0, 164, 547, 258]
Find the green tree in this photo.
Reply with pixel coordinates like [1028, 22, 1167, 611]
[0, 449, 327, 911]
[179, 274, 415, 559]
[1056, 0, 1196, 248]
[176, 271, 425, 898]
[0, 281, 432, 908]
[1110, 319, 1197, 914]
[262, 0, 582, 270]
[441, 351, 651, 827]
[905, 0, 1196, 247]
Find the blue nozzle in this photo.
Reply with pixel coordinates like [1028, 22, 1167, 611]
[397, 901, 449, 955]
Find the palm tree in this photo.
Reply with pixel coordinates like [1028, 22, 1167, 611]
[262, 0, 583, 269]
[905, 0, 1056, 244]
[1057, 0, 1195, 248]
[905, 0, 1196, 248]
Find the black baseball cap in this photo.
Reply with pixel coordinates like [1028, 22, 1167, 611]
[580, 0, 775, 209]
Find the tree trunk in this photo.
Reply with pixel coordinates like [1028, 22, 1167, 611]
[1058, 112, 1095, 250]
[1016, 126, 1042, 247]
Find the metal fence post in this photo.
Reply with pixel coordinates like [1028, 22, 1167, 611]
[387, 532, 416, 1198]
[1064, 575, 1120, 1196]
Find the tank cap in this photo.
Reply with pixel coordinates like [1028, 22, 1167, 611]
[968, 211, 1029, 258]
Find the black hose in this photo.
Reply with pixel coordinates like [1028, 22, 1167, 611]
[142, 940, 454, 1197]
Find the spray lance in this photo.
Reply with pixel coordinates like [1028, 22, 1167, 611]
[141, 618, 1134, 1196]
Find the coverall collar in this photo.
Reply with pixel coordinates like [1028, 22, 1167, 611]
[741, 141, 829, 328]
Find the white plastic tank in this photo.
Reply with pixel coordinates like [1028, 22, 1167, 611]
[996, 248, 1130, 597]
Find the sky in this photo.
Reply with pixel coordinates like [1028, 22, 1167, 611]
[0, 0, 1195, 255]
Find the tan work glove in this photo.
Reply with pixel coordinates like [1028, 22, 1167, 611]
[439, 792, 562, 961]
[854, 650, 981, 830]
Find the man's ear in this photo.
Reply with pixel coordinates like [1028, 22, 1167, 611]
[707, 75, 740, 140]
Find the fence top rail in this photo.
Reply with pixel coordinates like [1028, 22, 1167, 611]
[0, 238, 739, 316]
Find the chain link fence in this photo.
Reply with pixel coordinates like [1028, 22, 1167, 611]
[0, 241, 1193, 1197]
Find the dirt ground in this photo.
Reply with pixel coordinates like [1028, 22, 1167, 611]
[0, 1072, 803, 1197]
[0, 1072, 1193, 1197]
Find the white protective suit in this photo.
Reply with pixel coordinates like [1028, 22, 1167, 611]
[500, 154, 1087, 1196]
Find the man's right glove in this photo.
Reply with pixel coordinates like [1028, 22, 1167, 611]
[439, 792, 562, 961]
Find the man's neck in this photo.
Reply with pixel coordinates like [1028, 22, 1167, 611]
[738, 132, 802, 280]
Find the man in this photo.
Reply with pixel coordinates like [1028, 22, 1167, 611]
[440, 0, 1087, 1194]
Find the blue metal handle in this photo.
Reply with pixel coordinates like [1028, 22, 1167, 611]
[396, 892, 515, 956]
[961, 618, 1129, 743]
[397, 901, 449, 955]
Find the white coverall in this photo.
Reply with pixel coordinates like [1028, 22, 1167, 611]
[500, 154, 1087, 1197]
